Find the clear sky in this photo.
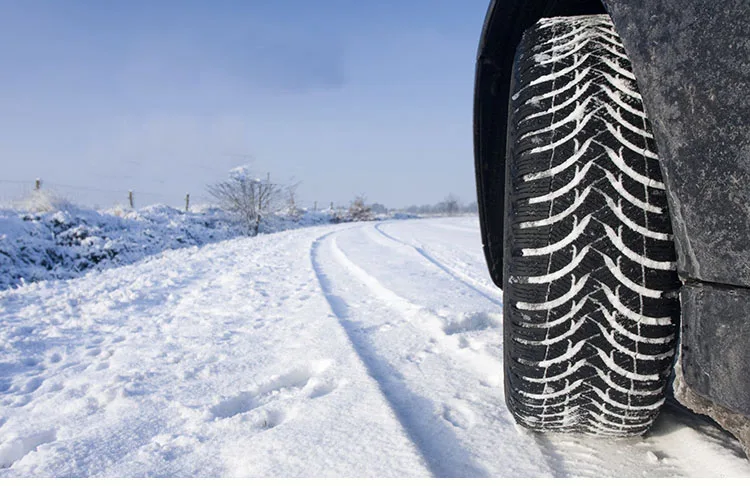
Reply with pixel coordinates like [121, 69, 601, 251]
[0, 0, 490, 209]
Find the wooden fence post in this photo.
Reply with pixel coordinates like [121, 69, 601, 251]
[128, 190, 134, 209]
[185, 193, 190, 212]
[35, 179, 41, 191]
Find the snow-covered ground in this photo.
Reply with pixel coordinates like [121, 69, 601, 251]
[0, 217, 748, 477]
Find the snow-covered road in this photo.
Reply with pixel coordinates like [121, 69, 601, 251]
[1, 217, 748, 477]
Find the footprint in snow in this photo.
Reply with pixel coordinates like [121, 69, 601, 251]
[307, 377, 339, 399]
[22, 377, 44, 394]
[45, 382, 64, 393]
[442, 400, 477, 430]
[209, 360, 337, 422]
[261, 407, 299, 429]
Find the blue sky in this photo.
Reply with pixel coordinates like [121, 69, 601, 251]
[0, 0, 490, 209]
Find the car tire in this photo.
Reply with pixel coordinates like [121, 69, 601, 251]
[503, 14, 681, 436]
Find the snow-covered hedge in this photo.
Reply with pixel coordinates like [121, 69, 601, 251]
[0, 203, 339, 292]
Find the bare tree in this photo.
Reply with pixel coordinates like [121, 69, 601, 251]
[207, 166, 284, 235]
[441, 194, 460, 216]
[348, 194, 374, 221]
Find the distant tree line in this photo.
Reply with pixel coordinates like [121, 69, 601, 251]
[398, 194, 478, 216]
[350, 194, 478, 217]
[345, 194, 479, 217]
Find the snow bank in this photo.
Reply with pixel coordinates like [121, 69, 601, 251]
[0, 203, 341, 292]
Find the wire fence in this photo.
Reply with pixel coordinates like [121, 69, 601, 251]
[0, 179, 326, 213]
[0, 179, 213, 211]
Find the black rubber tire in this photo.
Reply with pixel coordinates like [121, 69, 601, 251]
[503, 15, 681, 436]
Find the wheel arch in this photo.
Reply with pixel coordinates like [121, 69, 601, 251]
[474, 0, 606, 289]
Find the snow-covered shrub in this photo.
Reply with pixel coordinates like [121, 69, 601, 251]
[348, 196, 374, 222]
[0, 203, 347, 291]
[0, 205, 241, 291]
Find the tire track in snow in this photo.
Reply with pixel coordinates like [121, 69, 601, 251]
[330, 230, 578, 476]
[310, 232, 491, 478]
[315, 229, 566, 477]
[328, 232, 504, 374]
[372, 223, 503, 307]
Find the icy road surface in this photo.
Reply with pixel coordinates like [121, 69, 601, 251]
[1, 217, 748, 477]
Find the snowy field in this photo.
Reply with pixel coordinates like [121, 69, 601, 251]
[1, 217, 749, 477]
